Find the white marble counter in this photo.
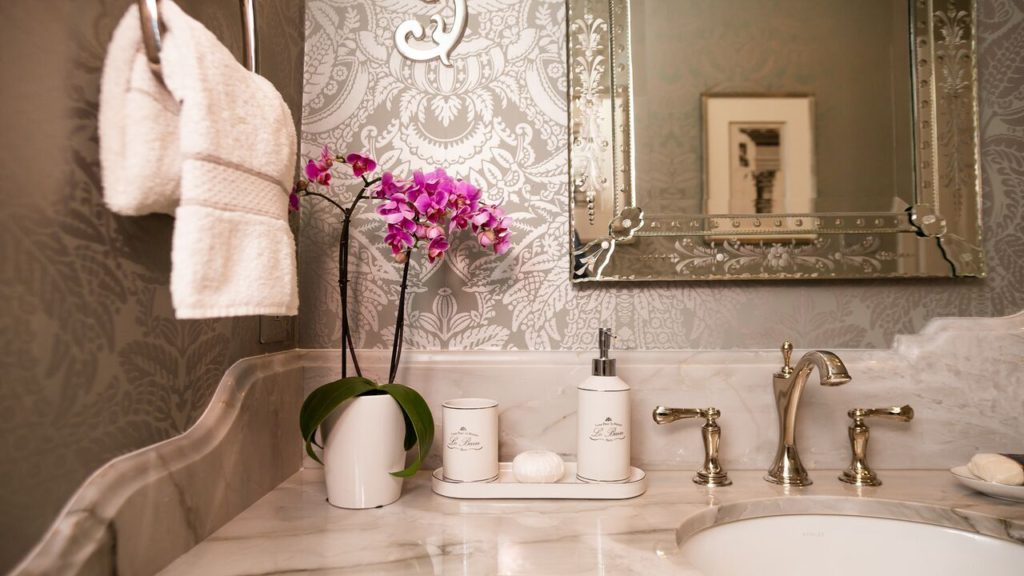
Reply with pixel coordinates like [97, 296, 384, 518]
[159, 469, 1024, 575]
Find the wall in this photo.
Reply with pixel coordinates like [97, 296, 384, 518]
[0, 0, 305, 571]
[300, 0, 1024, 352]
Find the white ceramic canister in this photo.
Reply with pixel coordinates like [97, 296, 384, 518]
[442, 398, 499, 482]
[577, 328, 631, 482]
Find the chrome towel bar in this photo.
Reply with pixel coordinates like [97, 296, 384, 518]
[137, 0, 260, 76]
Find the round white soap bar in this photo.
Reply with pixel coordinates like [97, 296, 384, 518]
[512, 450, 566, 483]
[968, 453, 1024, 485]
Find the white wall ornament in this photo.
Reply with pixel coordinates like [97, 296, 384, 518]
[394, 0, 468, 66]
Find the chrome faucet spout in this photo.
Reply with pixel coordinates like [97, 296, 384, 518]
[766, 342, 851, 487]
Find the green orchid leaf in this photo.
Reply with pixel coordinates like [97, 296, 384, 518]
[299, 377, 377, 465]
[399, 407, 416, 451]
[380, 383, 434, 477]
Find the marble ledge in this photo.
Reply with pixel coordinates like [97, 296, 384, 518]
[157, 468, 1024, 576]
[12, 351, 306, 576]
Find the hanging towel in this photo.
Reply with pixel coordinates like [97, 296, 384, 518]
[99, 1, 299, 318]
[99, 3, 180, 215]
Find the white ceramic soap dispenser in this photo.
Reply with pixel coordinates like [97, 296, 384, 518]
[576, 328, 631, 483]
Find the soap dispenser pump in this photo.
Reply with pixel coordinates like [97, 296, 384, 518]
[576, 328, 631, 483]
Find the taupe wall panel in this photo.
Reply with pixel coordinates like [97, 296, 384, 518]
[0, 0, 305, 570]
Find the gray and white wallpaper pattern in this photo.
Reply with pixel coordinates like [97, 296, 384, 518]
[300, 0, 1024, 351]
[0, 0, 305, 571]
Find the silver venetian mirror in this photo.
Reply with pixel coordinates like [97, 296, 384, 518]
[568, 0, 984, 281]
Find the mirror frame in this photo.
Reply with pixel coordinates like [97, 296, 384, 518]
[568, 0, 985, 282]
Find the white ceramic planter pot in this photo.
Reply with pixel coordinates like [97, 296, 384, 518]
[322, 393, 406, 509]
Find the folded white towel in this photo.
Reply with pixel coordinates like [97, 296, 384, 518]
[100, 1, 298, 318]
[99, 4, 180, 215]
[968, 453, 1024, 486]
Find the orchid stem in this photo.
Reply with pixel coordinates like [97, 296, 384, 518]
[331, 185, 371, 380]
[338, 208, 362, 379]
[388, 248, 413, 385]
[304, 191, 345, 212]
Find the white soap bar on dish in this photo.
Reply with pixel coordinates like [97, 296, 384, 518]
[512, 450, 566, 483]
[968, 453, 1024, 485]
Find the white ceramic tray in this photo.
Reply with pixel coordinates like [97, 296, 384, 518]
[950, 466, 1024, 503]
[432, 462, 647, 500]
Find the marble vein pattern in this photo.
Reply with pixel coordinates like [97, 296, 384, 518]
[301, 312, 1024, 473]
[11, 352, 305, 576]
[157, 468, 1024, 576]
[299, 0, 1024, 352]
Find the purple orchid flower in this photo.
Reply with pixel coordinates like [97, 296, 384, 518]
[292, 148, 512, 264]
[427, 234, 450, 263]
[447, 180, 481, 232]
[374, 172, 408, 199]
[472, 204, 512, 255]
[376, 192, 416, 226]
[303, 145, 335, 185]
[411, 185, 450, 224]
[384, 223, 415, 255]
[305, 159, 331, 185]
[346, 153, 377, 178]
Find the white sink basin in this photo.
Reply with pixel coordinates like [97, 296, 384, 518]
[678, 514, 1024, 576]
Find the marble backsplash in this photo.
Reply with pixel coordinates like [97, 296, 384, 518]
[303, 312, 1024, 473]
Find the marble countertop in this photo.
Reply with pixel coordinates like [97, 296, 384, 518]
[158, 468, 1023, 575]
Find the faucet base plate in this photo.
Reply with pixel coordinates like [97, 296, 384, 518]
[764, 473, 813, 487]
[695, 471, 732, 487]
[839, 469, 882, 487]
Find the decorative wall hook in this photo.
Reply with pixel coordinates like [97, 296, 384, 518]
[394, 0, 468, 67]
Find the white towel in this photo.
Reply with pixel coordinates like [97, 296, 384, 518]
[100, 1, 299, 318]
[99, 3, 180, 215]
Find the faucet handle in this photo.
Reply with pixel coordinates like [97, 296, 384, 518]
[652, 406, 731, 487]
[839, 404, 914, 487]
[777, 341, 794, 377]
[652, 406, 706, 424]
[850, 405, 914, 423]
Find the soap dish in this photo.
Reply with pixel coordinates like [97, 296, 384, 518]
[431, 462, 647, 499]
[950, 466, 1024, 503]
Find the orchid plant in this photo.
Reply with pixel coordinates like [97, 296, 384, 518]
[295, 146, 511, 477]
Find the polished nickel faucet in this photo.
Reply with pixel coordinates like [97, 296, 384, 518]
[766, 341, 851, 486]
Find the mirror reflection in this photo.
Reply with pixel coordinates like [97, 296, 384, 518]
[631, 0, 914, 217]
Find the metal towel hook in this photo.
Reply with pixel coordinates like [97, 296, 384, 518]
[137, 0, 260, 76]
[138, 0, 162, 72]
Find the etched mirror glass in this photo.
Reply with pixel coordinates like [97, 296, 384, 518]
[568, 0, 984, 281]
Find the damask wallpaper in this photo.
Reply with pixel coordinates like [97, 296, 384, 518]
[300, 0, 1024, 352]
[0, 0, 305, 571]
